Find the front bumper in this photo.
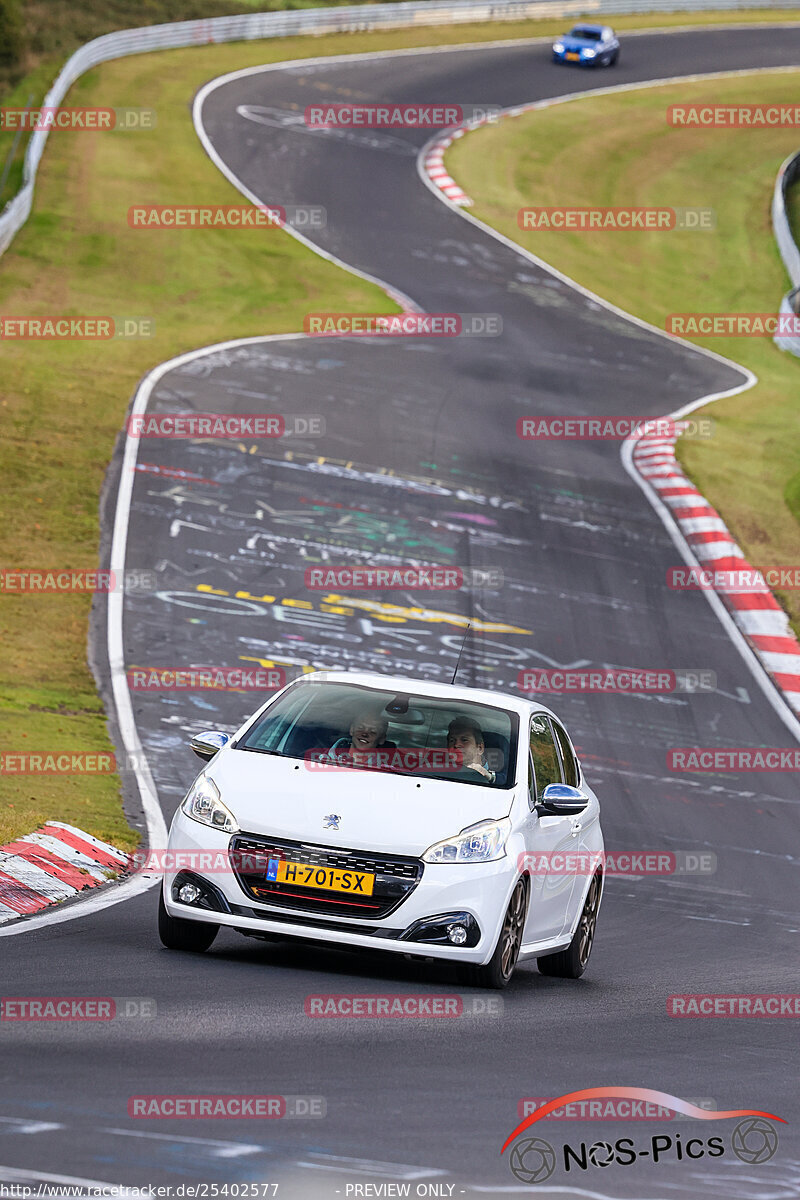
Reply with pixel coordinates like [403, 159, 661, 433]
[162, 811, 519, 965]
[553, 49, 597, 66]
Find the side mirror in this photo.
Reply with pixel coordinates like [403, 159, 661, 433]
[537, 783, 589, 815]
[190, 730, 230, 761]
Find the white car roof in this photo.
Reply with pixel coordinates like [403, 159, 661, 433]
[297, 668, 558, 721]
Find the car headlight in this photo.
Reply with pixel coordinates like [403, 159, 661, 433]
[182, 775, 238, 833]
[582, 48, 596, 57]
[423, 817, 511, 864]
[553, 42, 564, 52]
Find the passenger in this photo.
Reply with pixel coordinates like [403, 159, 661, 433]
[446, 716, 496, 782]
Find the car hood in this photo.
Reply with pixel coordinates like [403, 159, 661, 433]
[208, 750, 514, 856]
[559, 36, 601, 50]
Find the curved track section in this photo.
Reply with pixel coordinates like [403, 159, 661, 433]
[2, 26, 799, 1199]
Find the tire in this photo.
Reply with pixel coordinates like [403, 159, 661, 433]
[610, 50, 619, 66]
[158, 887, 218, 952]
[537, 872, 601, 979]
[460, 878, 528, 990]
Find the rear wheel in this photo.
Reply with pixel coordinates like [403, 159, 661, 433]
[537, 872, 601, 979]
[158, 887, 218, 952]
[460, 878, 528, 990]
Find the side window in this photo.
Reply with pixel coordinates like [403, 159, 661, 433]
[552, 720, 579, 787]
[529, 714, 563, 799]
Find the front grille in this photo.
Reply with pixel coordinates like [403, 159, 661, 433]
[229, 903, 403, 938]
[230, 834, 423, 918]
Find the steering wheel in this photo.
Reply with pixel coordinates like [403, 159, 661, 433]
[451, 763, 495, 784]
[324, 736, 352, 764]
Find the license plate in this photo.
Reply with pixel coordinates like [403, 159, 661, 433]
[266, 858, 375, 895]
[566, 52, 580, 60]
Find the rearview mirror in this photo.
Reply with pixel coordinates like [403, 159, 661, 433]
[537, 783, 589, 815]
[190, 730, 230, 761]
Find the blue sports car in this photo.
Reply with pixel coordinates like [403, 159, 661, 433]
[552, 24, 620, 68]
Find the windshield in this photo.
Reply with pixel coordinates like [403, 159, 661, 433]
[237, 680, 518, 788]
[570, 26, 602, 39]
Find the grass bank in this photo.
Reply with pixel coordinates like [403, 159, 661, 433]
[447, 70, 800, 636]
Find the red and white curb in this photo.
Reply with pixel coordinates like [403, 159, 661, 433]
[0, 822, 130, 923]
[422, 128, 473, 206]
[631, 431, 800, 715]
[422, 107, 541, 207]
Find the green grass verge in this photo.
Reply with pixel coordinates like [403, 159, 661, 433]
[1, 18, 799, 849]
[447, 70, 800, 638]
[787, 470, 800, 521]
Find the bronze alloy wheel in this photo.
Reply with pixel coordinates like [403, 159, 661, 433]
[500, 879, 527, 981]
[537, 870, 602, 979]
[578, 873, 601, 967]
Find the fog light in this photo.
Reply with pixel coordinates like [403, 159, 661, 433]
[179, 882, 202, 904]
[448, 924, 468, 945]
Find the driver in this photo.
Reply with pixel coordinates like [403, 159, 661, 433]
[446, 716, 496, 783]
[329, 707, 394, 763]
[349, 708, 390, 753]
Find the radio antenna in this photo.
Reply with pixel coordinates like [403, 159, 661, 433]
[451, 623, 471, 686]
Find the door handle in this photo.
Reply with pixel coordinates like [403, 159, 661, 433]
[570, 820, 582, 837]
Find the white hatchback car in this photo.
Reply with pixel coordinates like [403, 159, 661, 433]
[159, 671, 604, 988]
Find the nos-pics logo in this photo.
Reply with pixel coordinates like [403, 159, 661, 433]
[503, 1088, 782, 1185]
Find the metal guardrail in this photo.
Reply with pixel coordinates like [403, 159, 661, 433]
[1, 0, 799, 257]
[772, 150, 800, 355]
[773, 150, 800, 288]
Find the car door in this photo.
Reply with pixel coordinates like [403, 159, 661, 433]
[600, 28, 611, 62]
[522, 713, 580, 943]
[550, 716, 601, 927]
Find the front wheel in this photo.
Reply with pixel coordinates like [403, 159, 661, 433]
[610, 50, 619, 66]
[460, 878, 528, 990]
[537, 872, 601, 979]
[158, 887, 218, 952]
